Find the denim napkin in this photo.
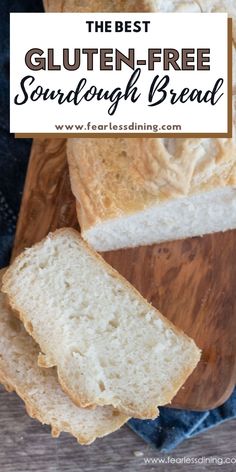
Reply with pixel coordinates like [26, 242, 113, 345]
[2, 0, 236, 453]
[129, 392, 236, 452]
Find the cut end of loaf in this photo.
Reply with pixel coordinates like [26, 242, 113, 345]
[82, 187, 236, 251]
[2, 229, 201, 419]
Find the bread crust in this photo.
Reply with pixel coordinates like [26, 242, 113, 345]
[64, 0, 236, 235]
[0, 269, 129, 444]
[0, 367, 126, 444]
[67, 133, 236, 233]
[43, 0, 158, 13]
[2, 228, 201, 419]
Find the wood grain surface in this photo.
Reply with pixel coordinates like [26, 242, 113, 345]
[12, 138, 236, 411]
[0, 385, 236, 472]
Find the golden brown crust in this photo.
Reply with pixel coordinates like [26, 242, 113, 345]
[0, 368, 62, 439]
[38, 352, 57, 368]
[58, 367, 159, 418]
[44, 2, 236, 234]
[0, 373, 14, 393]
[57, 371, 98, 410]
[0, 272, 129, 443]
[2, 228, 199, 346]
[67, 134, 236, 232]
[43, 0, 157, 13]
[2, 228, 201, 419]
[0, 366, 128, 444]
[0, 365, 110, 445]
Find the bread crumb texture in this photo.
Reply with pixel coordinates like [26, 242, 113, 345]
[2, 229, 200, 419]
[0, 269, 128, 444]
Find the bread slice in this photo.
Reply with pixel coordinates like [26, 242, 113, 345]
[67, 133, 236, 251]
[2, 229, 200, 419]
[0, 269, 128, 444]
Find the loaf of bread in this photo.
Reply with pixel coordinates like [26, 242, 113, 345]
[43, 0, 158, 12]
[0, 270, 128, 444]
[67, 130, 236, 251]
[51, 0, 234, 252]
[2, 229, 200, 420]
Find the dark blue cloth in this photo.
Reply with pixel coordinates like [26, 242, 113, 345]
[2, 0, 236, 453]
[128, 389, 236, 451]
[0, 0, 44, 266]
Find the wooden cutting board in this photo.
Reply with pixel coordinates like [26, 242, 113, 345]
[12, 138, 236, 411]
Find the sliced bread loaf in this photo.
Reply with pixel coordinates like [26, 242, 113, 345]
[65, 0, 236, 252]
[0, 269, 128, 444]
[2, 229, 200, 419]
[67, 130, 236, 252]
